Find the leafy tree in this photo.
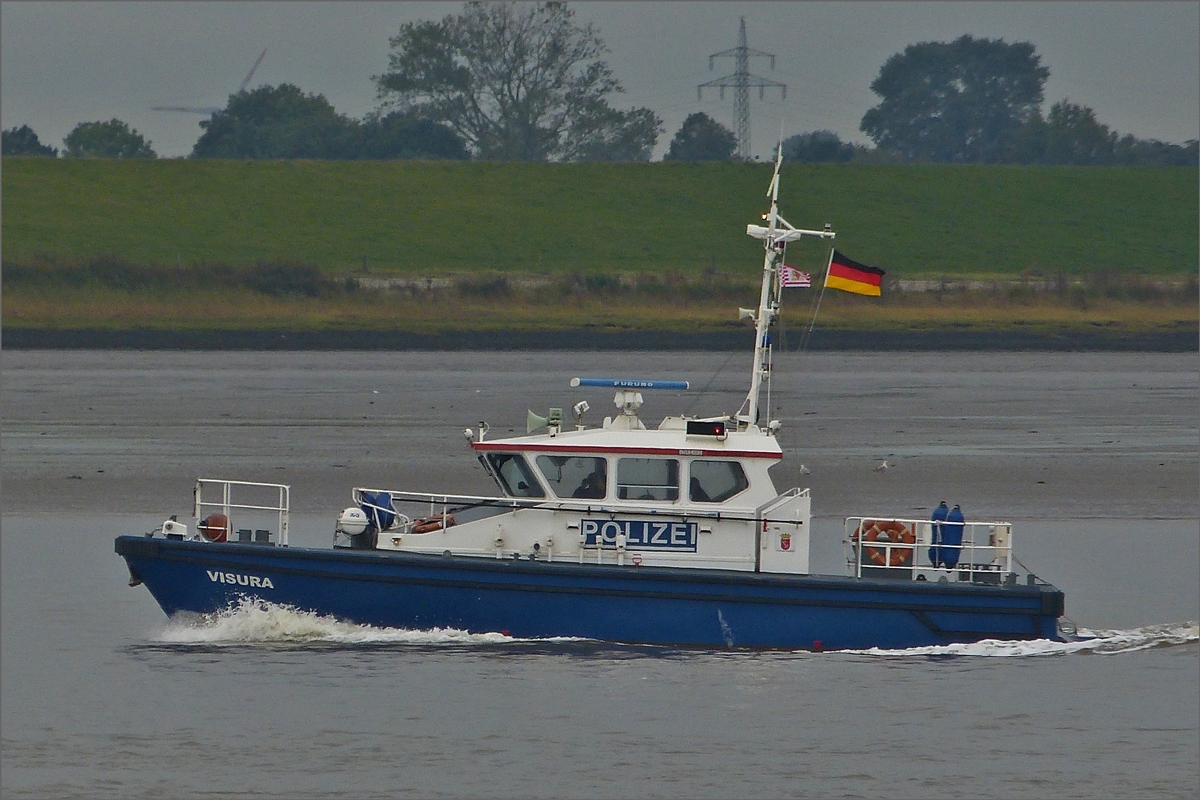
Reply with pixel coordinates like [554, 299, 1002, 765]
[358, 111, 469, 159]
[63, 119, 155, 158]
[1004, 100, 1197, 166]
[663, 113, 737, 161]
[374, 1, 661, 161]
[781, 130, 868, 163]
[1043, 100, 1116, 165]
[192, 84, 358, 159]
[999, 109, 1048, 164]
[569, 105, 661, 162]
[860, 35, 1049, 163]
[1113, 136, 1199, 167]
[2, 125, 58, 157]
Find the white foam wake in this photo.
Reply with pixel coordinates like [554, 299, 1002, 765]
[151, 600, 1197, 655]
[152, 597, 522, 646]
[842, 621, 1199, 657]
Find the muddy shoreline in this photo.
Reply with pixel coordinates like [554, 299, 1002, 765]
[5, 350, 1196, 521]
[4, 326, 1197, 351]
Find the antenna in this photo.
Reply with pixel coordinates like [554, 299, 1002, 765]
[697, 17, 786, 160]
[738, 133, 835, 429]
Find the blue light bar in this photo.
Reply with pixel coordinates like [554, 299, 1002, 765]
[571, 378, 690, 391]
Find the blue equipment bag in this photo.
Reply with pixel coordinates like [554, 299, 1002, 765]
[360, 491, 396, 532]
[942, 504, 965, 569]
[929, 501, 949, 567]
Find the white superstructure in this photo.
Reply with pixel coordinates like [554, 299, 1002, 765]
[349, 388, 811, 574]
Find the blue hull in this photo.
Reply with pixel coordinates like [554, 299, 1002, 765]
[115, 536, 1064, 650]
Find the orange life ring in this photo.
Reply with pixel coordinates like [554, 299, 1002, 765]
[198, 512, 229, 543]
[412, 513, 456, 534]
[850, 520, 874, 560]
[855, 519, 914, 567]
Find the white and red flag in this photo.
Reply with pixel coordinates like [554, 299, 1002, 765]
[778, 265, 811, 288]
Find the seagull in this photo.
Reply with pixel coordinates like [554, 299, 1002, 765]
[798, 464, 811, 475]
[874, 460, 890, 472]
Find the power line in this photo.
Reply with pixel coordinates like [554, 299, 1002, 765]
[697, 17, 785, 160]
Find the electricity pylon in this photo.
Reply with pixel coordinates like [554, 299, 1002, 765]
[698, 18, 785, 160]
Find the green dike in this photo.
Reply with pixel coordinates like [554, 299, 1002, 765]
[3, 158, 1196, 348]
[3, 158, 1197, 277]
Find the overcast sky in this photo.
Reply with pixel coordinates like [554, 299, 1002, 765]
[2, 1, 1197, 159]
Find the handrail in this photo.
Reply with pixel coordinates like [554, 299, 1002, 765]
[194, 478, 290, 546]
[843, 515, 1013, 579]
[352, 486, 807, 525]
[756, 487, 809, 515]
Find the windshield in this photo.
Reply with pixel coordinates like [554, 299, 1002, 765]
[535, 455, 607, 499]
[484, 453, 545, 498]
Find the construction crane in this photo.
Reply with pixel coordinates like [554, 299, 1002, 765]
[152, 49, 267, 115]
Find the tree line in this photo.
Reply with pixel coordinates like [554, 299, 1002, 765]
[3, 4, 1195, 166]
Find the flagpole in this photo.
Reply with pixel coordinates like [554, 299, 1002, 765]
[821, 247, 835, 287]
[799, 247, 836, 352]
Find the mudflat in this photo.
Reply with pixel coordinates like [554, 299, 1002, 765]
[4, 325, 1197, 351]
[2, 350, 1195, 521]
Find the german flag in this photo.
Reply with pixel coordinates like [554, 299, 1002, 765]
[825, 250, 885, 296]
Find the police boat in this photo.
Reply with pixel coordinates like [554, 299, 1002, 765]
[115, 147, 1065, 651]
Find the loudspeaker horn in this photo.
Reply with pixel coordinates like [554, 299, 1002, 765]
[526, 409, 549, 433]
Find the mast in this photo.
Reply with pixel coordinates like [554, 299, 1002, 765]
[738, 138, 836, 430]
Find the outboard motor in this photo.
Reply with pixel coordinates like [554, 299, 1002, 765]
[929, 501, 949, 567]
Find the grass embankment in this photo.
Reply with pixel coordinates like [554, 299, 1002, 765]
[2, 158, 1196, 341]
[4, 263, 1194, 342]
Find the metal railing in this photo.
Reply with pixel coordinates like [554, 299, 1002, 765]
[350, 486, 791, 526]
[843, 515, 1013, 581]
[351, 486, 774, 568]
[194, 478, 290, 546]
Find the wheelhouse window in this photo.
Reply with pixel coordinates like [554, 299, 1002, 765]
[535, 455, 607, 499]
[617, 458, 679, 501]
[688, 460, 749, 503]
[485, 453, 545, 498]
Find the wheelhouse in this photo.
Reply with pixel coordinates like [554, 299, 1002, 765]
[474, 432, 778, 509]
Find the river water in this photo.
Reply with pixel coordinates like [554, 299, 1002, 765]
[2, 350, 1197, 798]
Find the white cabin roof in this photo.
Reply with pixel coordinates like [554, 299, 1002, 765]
[472, 417, 783, 461]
